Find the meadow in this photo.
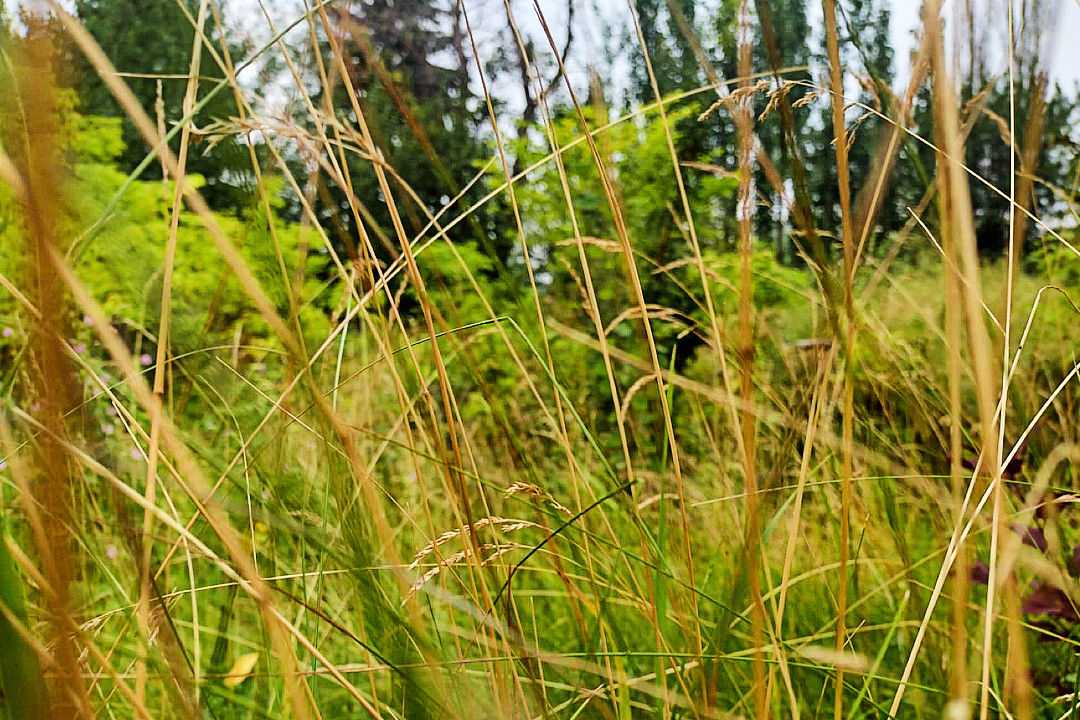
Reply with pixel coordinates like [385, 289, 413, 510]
[1, 0, 1079, 718]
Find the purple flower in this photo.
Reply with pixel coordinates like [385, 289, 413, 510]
[130, 448, 145, 461]
[102, 423, 115, 436]
[105, 544, 118, 560]
[1011, 524, 1048, 552]
[1021, 582, 1078, 621]
[73, 342, 86, 355]
[140, 353, 153, 367]
[971, 560, 991, 585]
[83, 315, 94, 326]
[0, 460, 6, 470]
[1, 327, 12, 338]
[105, 406, 117, 417]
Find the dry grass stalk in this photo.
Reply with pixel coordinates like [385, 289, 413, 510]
[506, 482, 571, 516]
[403, 544, 521, 604]
[5, 31, 93, 720]
[822, 3, 857, 719]
[408, 517, 539, 571]
[697, 79, 771, 122]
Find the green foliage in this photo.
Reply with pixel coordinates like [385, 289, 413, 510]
[701, 248, 813, 310]
[73, 0, 248, 208]
[71, 115, 126, 163]
[0, 112, 331, 365]
[0, 527, 48, 720]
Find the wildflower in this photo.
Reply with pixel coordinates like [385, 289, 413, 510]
[140, 353, 153, 366]
[131, 448, 145, 461]
[102, 423, 115, 436]
[1022, 583, 1078, 621]
[105, 544, 118, 560]
[1, 327, 12, 338]
[83, 315, 93, 326]
[73, 342, 86, 355]
[106, 406, 117, 417]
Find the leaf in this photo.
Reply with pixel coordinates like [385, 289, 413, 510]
[0, 535, 48, 719]
[223, 652, 259, 689]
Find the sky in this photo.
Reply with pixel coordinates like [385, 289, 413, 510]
[222, 0, 1080, 116]
[888, 0, 1080, 88]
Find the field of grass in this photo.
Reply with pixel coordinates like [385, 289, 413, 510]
[1, 1, 1080, 719]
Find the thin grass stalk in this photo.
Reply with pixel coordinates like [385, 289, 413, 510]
[312, 9, 512, 714]
[340, 23, 505, 277]
[850, 36, 930, 272]
[137, 0, 208, 706]
[292, 20, 494, 718]
[926, 4, 1004, 716]
[1009, 74, 1046, 273]
[312, 5, 479, 562]
[622, 4, 717, 709]
[180, 14, 470, 539]
[7, 31, 93, 720]
[752, 0, 838, 324]
[732, 1, 766, 717]
[525, 10, 703, 715]
[999, 7, 1031, 719]
[767, 346, 834, 720]
[942, 86, 971, 720]
[215, 11, 389, 702]
[455, 6, 605, 710]
[531, 0, 690, 523]
[520, 56, 636, 495]
[823, 3, 856, 720]
[774, 346, 834, 709]
[532, 76, 658, 705]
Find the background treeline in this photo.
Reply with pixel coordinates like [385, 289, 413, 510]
[9, 0, 1076, 388]
[21, 0, 1080, 274]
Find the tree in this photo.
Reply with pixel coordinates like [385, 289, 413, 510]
[630, 0, 701, 103]
[899, 0, 1079, 259]
[316, 1, 506, 274]
[73, 0, 247, 209]
[810, 0, 898, 241]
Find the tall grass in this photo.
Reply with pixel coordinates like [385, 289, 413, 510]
[0, 1, 1079, 719]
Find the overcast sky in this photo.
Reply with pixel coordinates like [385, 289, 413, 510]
[887, 0, 1080, 88]
[227, 0, 1080, 116]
